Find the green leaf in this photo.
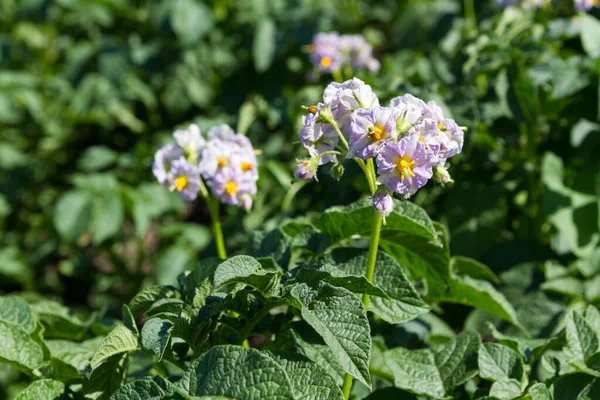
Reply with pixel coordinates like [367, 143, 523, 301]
[435, 330, 480, 392]
[29, 300, 88, 340]
[286, 266, 390, 300]
[15, 379, 65, 400]
[78, 146, 118, 171]
[92, 190, 124, 244]
[0, 296, 36, 334]
[43, 357, 81, 381]
[384, 347, 446, 398]
[53, 190, 93, 243]
[478, 343, 525, 383]
[179, 346, 296, 399]
[109, 376, 177, 400]
[452, 256, 499, 284]
[122, 304, 138, 336]
[586, 305, 600, 334]
[84, 353, 129, 400]
[266, 351, 344, 400]
[47, 337, 103, 372]
[320, 249, 429, 324]
[527, 383, 552, 400]
[214, 255, 281, 297]
[552, 373, 596, 400]
[89, 325, 138, 372]
[0, 320, 45, 372]
[315, 199, 438, 245]
[182, 258, 221, 308]
[289, 282, 372, 388]
[293, 331, 345, 385]
[580, 14, 600, 58]
[566, 311, 599, 362]
[571, 119, 599, 148]
[486, 323, 565, 364]
[489, 379, 522, 399]
[436, 275, 522, 328]
[129, 286, 178, 316]
[170, 0, 214, 45]
[253, 19, 276, 73]
[141, 317, 173, 362]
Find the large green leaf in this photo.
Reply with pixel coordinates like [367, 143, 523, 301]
[580, 14, 600, 58]
[566, 311, 599, 363]
[436, 275, 522, 329]
[0, 296, 36, 334]
[89, 325, 138, 372]
[170, 0, 214, 45]
[213, 255, 281, 297]
[179, 346, 296, 399]
[29, 299, 89, 340]
[181, 258, 221, 308]
[293, 331, 345, 385]
[109, 376, 178, 400]
[128, 286, 178, 316]
[15, 379, 65, 400]
[267, 351, 344, 400]
[0, 320, 45, 373]
[141, 317, 173, 362]
[288, 282, 372, 388]
[84, 353, 129, 400]
[320, 248, 429, 324]
[489, 379, 522, 399]
[384, 330, 480, 397]
[478, 343, 525, 383]
[53, 190, 93, 243]
[47, 337, 103, 372]
[314, 199, 438, 245]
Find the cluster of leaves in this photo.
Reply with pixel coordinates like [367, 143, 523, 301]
[1, 199, 599, 399]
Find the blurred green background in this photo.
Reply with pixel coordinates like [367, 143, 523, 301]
[0, 0, 598, 353]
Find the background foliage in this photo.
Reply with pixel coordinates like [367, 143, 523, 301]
[0, 0, 599, 399]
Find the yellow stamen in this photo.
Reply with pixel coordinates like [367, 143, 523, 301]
[368, 124, 384, 141]
[217, 157, 229, 168]
[225, 181, 237, 195]
[396, 156, 416, 181]
[308, 105, 317, 114]
[320, 56, 332, 68]
[437, 121, 446, 131]
[174, 176, 188, 192]
[241, 162, 253, 172]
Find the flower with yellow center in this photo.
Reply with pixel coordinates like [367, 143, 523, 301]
[225, 181, 237, 195]
[174, 175, 188, 191]
[320, 56, 332, 68]
[217, 157, 229, 168]
[241, 162, 253, 172]
[368, 124, 385, 141]
[395, 155, 416, 181]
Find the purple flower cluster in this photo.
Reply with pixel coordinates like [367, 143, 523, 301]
[295, 78, 464, 217]
[496, 0, 543, 9]
[307, 32, 380, 75]
[574, 0, 597, 11]
[152, 124, 258, 209]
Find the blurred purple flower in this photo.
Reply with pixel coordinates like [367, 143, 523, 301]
[170, 157, 201, 201]
[152, 144, 183, 187]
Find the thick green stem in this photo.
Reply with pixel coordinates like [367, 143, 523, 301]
[342, 162, 383, 399]
[464, 0, 477, 32]
[330, 119, 350, 151]
[207, 198, 227, 259]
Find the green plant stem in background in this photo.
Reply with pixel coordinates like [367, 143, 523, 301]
[282, 180, 309, 212]
[207, 197, 227, 259]
[332, 69, 344, 83]
[464, 0, 477, 32]
[342, 161, 383, 400]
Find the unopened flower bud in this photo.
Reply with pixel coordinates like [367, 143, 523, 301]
[434, 166, 454, 186]
[316, 103, 334, 124]
[294, 159, 318, 181]
[372, 192, 394, 217]
[330, 162, 345, 180]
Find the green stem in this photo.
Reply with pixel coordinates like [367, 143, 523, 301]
[330, 120, 350, 152]
[464, 0, 477, 32]
[342, 165, 383, 399]
[282, 180, 308, 212]
[237, 302, 281, 345]
[332, 69, 344, 83]
[207, 198, 227, 259]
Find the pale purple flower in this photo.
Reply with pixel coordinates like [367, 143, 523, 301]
[339, 35, 380, 72]
[309, 33, 343, 72]
[152, 144, 183, 187]
[347, 106, 397, 160]
[574, 0, 597, 11]
[170, 157, 201, 201]
[208, 167, 256, 206]
[389, 94, 427, 133]
[372, 192, 393, 217]
[173, 124, 205, 163]
[323, 78, 379, 133]
[199, 125, 257, 180]
[522, 0, 543, 9]
[299, 104, 339, 165]
[376, 135, 434, 195]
